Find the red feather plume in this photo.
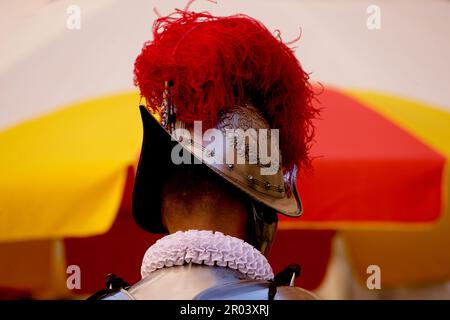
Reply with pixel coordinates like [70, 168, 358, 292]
[134, 8, 318, 172]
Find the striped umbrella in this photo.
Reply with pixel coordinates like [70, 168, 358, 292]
[0, 0, 449, 297]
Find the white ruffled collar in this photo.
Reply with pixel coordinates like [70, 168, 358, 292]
[141, 230, 274, 281]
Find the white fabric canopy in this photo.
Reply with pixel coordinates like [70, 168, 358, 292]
[1, 0, 449, 130]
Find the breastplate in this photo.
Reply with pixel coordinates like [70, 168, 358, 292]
[102, 264, 318, 300]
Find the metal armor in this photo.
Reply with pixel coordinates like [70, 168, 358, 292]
[101, 264, 319, 300]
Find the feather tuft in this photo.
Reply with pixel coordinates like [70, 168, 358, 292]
[134, 9, 318, 171]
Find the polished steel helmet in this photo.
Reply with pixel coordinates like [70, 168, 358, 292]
[132, 83, 303, 253]
[132, 9, 316, 254]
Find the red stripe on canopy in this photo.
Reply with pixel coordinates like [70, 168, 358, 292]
[285, 88, 445, 224]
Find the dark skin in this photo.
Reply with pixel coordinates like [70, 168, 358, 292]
[161, 165, 250, 241]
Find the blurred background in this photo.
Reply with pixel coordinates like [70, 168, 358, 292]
[0, 0, 449, 299]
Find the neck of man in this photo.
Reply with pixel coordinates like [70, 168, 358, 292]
[162, 194, 250, 241]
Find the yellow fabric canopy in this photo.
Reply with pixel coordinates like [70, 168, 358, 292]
[0, 92, 141, 241]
